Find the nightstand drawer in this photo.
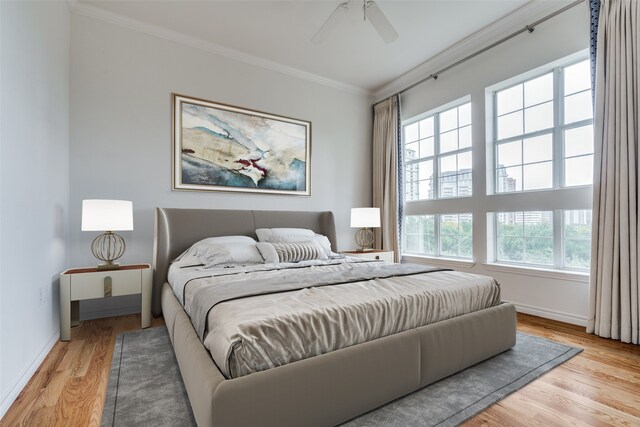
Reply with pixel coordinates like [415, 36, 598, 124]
[341, 250, 395, 263]
[70, 269, 142, 300]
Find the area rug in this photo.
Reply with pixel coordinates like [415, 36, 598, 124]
[101, 327, 581, 427]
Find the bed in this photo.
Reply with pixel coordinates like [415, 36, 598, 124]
[153, 208, 517, 427]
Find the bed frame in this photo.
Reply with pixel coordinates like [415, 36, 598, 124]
[153, 208, 517, 426]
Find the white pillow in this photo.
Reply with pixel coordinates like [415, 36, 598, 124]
[197, 242, 264, 268]
[255, 228, 335, 256]
[256, 242, 279, 264]
[173, 236, 257, 267]
[255, 228, 316, 243]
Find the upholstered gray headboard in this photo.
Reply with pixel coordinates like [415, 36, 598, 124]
[152, 208, 337, 316]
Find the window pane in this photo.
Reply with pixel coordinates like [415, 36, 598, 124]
[496, 213, 522, 236]
[419, 117, 434, 138]
[403, 215, 435, 255]
[523, 162, 552, 190]
[498, 110, 523, 139]
[565, 155, 593, 186]
[497, 237, 524, 262]
[458, 151, 472, 172]
[564, 60, 591, 95]
[439, 177, 457, 198]
[564, 125, 593, 157]
[459, 214, 473, 235]
[564, 210, 592, 269]
[405, 142, 418, 160]
[405, 123, 419, 142]
[523, 211, 553, 237]
[459, 125, 472, 149]
[497, 140, 522, 167]
[564, 90, 593, 124]
[405, 182, 417, 201]
[459, 103, 472, 127]
[523, 134, 552, 163]
[497, 85, 523, 116]
[440, 129, 458, 153]
[439, 154, 456, 174]
[440, 108, 458, 132]
[438, 214, 473, 258]
[419, 137, 435, 158]
[524, 101, 553, 133]
[524, 73, 553, 107]
[418, 160, 433, 181]
[496, 211, 553, 265]
[458, 172, 472, 196]
[496, 166, 522, 192]
[524, 237, 553, 265]
[418, 180, 432, 200]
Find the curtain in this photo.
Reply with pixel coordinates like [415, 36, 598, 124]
[587, 0, 639, 344]
[589, 0, 601, 103]
[372, 95, 401, 261]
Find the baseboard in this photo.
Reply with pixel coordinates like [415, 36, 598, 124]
[81, 305, 140, 320]
[508, 301, 588, 327]
[0, 330, 60, 419]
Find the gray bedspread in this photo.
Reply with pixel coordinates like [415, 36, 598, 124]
[173, 261, 502, 379]
[187, 262, 448, 341]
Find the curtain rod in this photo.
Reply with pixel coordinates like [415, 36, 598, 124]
[373, 0, 586, 107]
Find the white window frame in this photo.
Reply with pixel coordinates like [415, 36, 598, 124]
[491, 210, 591, 271]
[489, 55, 593, 195]
[403, 213, 473, 260]
[402, 97, 472, 201]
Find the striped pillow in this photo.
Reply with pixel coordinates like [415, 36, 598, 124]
[271, 241, 328, 263]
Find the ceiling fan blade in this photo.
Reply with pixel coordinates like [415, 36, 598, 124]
[311, 2, 350, 44]
[364, 1, 398, 43]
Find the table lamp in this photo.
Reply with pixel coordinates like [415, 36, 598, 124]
[350, 207, 380, 251]
[81, 199, 133, 270]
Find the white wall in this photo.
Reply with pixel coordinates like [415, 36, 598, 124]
[395, 5, 591, 325]
[0, 1, 70, 417]
[69, 14, 372, 318]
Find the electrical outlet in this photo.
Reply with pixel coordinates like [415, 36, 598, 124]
[39, 288, 46, 305]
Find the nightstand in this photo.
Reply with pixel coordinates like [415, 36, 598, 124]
[59, 264, 152, 341]
[341, 250, 395, 263]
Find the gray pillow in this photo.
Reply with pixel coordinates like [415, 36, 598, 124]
[270, 241, 328, 263]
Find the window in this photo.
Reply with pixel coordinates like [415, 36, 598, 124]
[493, 210, 592, 270]
[496, 211, 554, 265]
[403, 213, 473, 259]
[493, 59, 593, 193]
[563, 210, 592, 269]
[404, 101, 472, 201]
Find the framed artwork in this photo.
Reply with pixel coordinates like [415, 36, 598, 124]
[172, 93, 311, 195]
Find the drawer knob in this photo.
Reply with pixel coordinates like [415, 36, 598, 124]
[104, 277, 112, 297]
[375, 255, 380, 260]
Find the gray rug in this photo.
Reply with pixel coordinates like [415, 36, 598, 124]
[102, 327, 581, 427]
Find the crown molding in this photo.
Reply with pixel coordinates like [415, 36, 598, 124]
[373, 0, 581, 102]
[66, 0, 371, 97]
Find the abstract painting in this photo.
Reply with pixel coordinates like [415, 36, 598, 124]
[172, 94, 311, 195]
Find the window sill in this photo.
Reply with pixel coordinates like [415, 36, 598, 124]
[482, 263, 589, 282]
[402, 254, 475, 269]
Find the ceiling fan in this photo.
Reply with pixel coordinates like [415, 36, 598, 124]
[312, 0, 399, 44]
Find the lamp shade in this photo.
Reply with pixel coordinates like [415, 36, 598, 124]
[81, 200, 133, 231]
[350, 208, 381, 228]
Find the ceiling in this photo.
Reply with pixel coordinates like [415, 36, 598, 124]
[79, 0, 536, 92]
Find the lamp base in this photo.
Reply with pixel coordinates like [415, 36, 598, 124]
[354, 228, 374, 251]
[97, 261, 120, 271]
[91, 231, 126, 271]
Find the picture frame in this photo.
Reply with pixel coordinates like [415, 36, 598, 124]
[172, 93, 311, 196]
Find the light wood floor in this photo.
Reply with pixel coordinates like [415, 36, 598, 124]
[1, 313, 639, 427]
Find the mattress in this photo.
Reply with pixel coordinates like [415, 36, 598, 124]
[169, 259, 501, 378]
